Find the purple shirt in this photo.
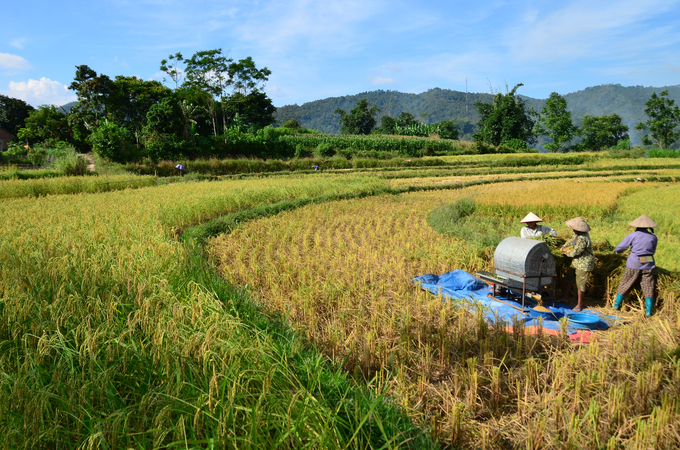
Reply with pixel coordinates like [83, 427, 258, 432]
[615, 229, 658, 270]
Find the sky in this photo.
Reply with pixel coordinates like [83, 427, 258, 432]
[2, 0, 680, 108]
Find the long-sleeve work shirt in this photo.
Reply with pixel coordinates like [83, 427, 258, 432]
[615, 229, 658, 270]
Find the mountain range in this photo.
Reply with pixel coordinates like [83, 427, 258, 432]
[273, 84, 680, 145]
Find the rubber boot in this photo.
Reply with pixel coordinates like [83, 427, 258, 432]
[645, 298, 654, 317]
[614, 293, 624, 310]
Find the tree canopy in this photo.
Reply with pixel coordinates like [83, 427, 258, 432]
[535, 92, 577, 152]
[0, 95, 35, 136]
[334, 99, 380, 135]
[635, 90, 680, 149]
[473, 84, 538, 147]
[40, 49, 279, 161]
[579, 114, 629, 151]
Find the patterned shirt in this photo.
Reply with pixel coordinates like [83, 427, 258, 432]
[566, 232, 595, 272]
[521, 224, 557, 239]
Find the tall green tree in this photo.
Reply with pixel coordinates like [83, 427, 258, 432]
[17, 106, 71, 144]
[163, 49, 274, 136]
[68, 65, 116, 148]
[635, 90, 680, 149]
[334, 99, 380, 135]
[473, 83, 538, 147]
[182, 49, 231, 136]
[579, 114, 629, 151]
[534, 92, 577, 152]
[0, 95, 34, 135]
[108, 76, 173, 145]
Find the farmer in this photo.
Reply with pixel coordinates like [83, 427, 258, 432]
[175, 164, 186, 177]
[613, 215, 658, 316]
[561, 217, 594, 312]
[520, 212, 557, 239]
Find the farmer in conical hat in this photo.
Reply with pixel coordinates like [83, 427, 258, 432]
[520, 212, 557, 239]
[560, 217, 595, 312]
[613, 215, 659, 316]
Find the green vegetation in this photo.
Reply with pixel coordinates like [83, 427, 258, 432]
[274, 85, 680, 145]
[534, 92, 578, 152]
[579, 114, 630, 151]
[473, 83, 538, 148]
[636, 90, 680, 149]
[334, 99, 381, 135]
[0, 94, 34, 136]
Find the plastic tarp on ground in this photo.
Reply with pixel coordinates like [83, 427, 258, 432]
[413, 269, 623, 338]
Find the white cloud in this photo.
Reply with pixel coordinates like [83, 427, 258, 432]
[370, 76, 397, 85]
[0, 52, 31, 70]
[3, 78, 76, 107]
[10, 38, 27, 49]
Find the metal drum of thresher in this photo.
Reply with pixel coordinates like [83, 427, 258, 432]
[494, 237, 556, 292]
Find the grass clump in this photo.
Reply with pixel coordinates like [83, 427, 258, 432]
[428, 197, 507, 252]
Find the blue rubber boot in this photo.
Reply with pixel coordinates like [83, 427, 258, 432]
[614, 293, 624, 310]
[645, 298, 654, 317]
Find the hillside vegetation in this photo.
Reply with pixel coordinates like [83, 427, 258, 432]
[274, 84, 680, 143]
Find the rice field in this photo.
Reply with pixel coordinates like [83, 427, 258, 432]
[2, 154, 680, 448]
[210, 180, 680, 449]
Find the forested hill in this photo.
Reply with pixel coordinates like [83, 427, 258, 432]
[274, 84, 680, 143]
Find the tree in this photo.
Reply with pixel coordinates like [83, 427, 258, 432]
[379, 116, 397, 134]
[434, 120, 459, 140]
[0, 95, 34, 135]
[16, 105, 71, 144]
[182, 49, 231, 136]
[334, 99, 380, 135]
[282, 119, 302, 130]
[68, 65, 116, 148]
[534, 92, 577, 152]
[635, 90, 680, 149]
[579, 114, 629, 151]
[396, 112, 418, 128]
[108, 76, 173, 145]
[88, 119, 135, 163]
[167, 50, 274, 136]
[473, 83, 538, 147]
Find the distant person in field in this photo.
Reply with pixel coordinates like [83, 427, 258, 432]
[561, 217, 594, 312]
[613, 215, 658, 316]
[520, 212, 557, 239]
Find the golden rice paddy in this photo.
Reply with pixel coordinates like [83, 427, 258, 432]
[210, 179, 680, 448]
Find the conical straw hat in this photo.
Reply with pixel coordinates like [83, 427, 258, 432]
[629, 214, 658, 228]
[565, 216, 591, 232]
[520, 212, 543, 223]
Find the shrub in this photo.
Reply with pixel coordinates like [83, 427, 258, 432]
[27, 147, 47, 165]
[282, 119, 302, 129]
[646, 147, 680, 158]
[614, 139, 631, 150]
[88, 120, 136, 163]
[51, 149, 88, 175]
[607, 147, 645, 159]
[315, 142, 335, 157]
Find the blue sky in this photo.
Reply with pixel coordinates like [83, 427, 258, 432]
[2, 0, 679, 107]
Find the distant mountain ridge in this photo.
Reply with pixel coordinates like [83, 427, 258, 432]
[273, 84, 680, 145]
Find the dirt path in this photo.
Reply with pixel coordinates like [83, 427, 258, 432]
[80, 153, 95, 172]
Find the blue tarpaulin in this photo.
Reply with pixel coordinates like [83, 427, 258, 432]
[412, 269, 622, 335]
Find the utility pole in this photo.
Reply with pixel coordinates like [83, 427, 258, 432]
[465, 78, 468, 122]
